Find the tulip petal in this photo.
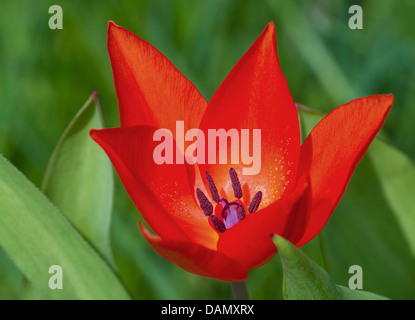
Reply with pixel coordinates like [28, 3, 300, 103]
[295, 94, 394, 247]
[139, 222, 248, 282]
[90, 126, 218, 249]
[198, 22, 300, 209]
[107, 21, 207, 132]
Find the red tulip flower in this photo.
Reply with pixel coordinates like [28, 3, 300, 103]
[90, 21, 393, 282]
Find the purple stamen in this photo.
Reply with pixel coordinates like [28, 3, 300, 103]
[237, 205, 246, 221]
[210, 215, 226, 233]
[229, 168, 243, 199]
[248, 191, 262, 213]
[196, 170, 262, 233]
[196, 188, 213, 216]
[206, 172, 220, 203]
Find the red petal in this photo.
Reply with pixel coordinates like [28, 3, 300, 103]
[295, 94, 394, 247]
[139, 222, 248, 282]
[90, 126, 218, 248]
[107, 21, 207, 132]
[198, 22, 300, 208]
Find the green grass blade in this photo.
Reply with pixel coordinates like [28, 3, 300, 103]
[267, 0, 357, 104]
[369, 140, 415, 256]
[0, 155, 130, 299]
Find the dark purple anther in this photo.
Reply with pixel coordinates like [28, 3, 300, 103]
[206, 172, 220, 203]
[229, 168, 243, 199]
[248, 191, 262, 213]
[210, 215, 226, 233]
[196, 188, 213, 216]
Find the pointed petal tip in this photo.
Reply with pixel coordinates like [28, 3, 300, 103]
[383, 93, 394, 109]
[107, 20, 124, 39]
[89, 128, 104, 143]
[385, 93, 394, 103]
[107, 20, 118, 29]
[361, 93, 394, 115]
[266, 21, 276, 32]
[262, 21, 276, 40]
[90, 128, 109, 150]
[89, 128, 98, 141]
[375, 93, 394, 101]
[107, 21, 117, 43]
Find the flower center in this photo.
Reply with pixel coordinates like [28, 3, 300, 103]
[196, 168, 262, 233]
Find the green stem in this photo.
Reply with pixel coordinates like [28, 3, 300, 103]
[230, 281, 250, 300]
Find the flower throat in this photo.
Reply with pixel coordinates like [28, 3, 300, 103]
[196, 168, 262, 233]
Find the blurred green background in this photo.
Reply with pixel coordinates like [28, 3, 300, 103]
[1, 0, 415, 299]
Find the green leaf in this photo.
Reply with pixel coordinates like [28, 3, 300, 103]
[42, 92, 114, 262]
[336, 285, 389, 300]
[273, 235, 389, 300]
[0, 155, 130, 299]
[0, 248, 24, 299]
[369, 140, 415, 256]
[273, 234, 341, 300]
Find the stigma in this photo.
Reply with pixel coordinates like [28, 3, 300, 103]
[196, 168, 262, 233]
